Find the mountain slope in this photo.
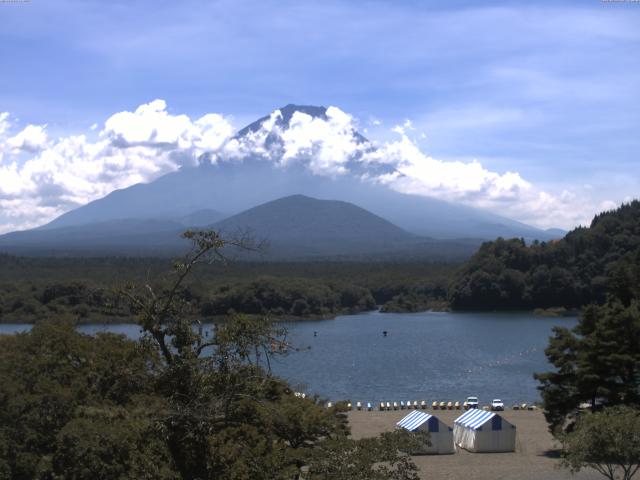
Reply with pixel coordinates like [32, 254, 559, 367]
[0, 195, 480, 259]
[22, 104, 561, 243]
[212, 194, 414, 257]
[210, 194, 480, 260]
[0, 219, 187, 255]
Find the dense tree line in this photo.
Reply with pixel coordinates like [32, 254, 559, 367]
[202, 277, 376, 318]
[0, 257, 455, 323]
[379, 280, 449, 313]
[449, 201, 640, 310]
[0, 281, 130, 323]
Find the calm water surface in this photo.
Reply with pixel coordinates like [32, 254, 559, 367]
[0, 311, 576, 405]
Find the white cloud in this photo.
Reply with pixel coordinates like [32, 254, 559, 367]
[225, 106, 607, 229]
[0, 100, 235, 233]
[0, 101, 616, 234]
[278, 107, 362, 175]
[6, 124, 48, 153]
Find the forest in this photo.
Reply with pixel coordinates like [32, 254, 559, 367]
[2, 201, 639, 324]
[0, 232, 424, 479]
[448, 201, 640, 311]
[0, 256, 454, 323]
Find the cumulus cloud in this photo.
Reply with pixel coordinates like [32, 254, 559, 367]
[225, 105, 609, 229]
[6, 124, 48, 153]
[0, 100, 234, 233]
[278, 107, 363, 175]
[0, 100, 612, 234]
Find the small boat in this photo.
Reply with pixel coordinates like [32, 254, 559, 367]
[356, 401, 362, 411]
[420, 400, 427, 409]
[527, 405, 536, 411]
[439, 401, 446, 409]
[432, 401, 439, 409]
[400, 401, 405, 409]
[447, 401, 453, 410]
[380, 402, 385, 411]
[521, 403, 528, 410]
[327, 402, 333, 409]
[413, 400, 418, 409]
[454, 401, 461, 409]
[512, 404, 520, 410]
[386, 401, 391, 411]
[367, 402, 372, 411]
[463, 402, 469, 410]
[347, 402, 352, 410]
[482, 405, 490, 411]
[393, 402, 399, 410]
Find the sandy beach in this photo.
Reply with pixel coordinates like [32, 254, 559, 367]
[348, 409, 602, 480]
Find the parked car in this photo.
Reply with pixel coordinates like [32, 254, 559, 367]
[466, 396, 479, 409]
[491, 399, 505, 411]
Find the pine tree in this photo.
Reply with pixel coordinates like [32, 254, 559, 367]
[536, 300, 640, 433]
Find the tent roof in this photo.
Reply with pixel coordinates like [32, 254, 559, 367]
[454, 409, 500, 430]
[396, 410, 433, 431]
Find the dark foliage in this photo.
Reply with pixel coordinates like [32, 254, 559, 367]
[449, 201, 640, 310]
[535, 300, 640, 433]
[0, 231, 422, 480]
[0, 257, 457, 323]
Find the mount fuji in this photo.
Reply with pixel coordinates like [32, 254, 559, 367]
[0, 104, 562, 258]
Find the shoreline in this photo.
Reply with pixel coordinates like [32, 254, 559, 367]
[0, 305, 581, 326]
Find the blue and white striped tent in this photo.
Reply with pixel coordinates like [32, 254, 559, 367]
[396, 410, 454, 454]
[453, 409, 516, 452]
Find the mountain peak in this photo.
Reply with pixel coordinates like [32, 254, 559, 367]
[279, 104, 328, 120]
[236, 104, 328, 138]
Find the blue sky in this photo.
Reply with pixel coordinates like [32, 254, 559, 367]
[0, 0, 639, 232]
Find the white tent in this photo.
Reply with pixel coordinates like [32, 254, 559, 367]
[396, 410, 454, 454]
[453, 409, 516, 453]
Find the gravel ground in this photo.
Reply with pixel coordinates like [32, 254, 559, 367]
[347, 409, 602, 480]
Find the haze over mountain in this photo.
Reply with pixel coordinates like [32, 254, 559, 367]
[0, 104, 564, 257]
[0, 195, 480, 259]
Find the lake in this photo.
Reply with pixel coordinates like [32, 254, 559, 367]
[0, 310, 575, 406]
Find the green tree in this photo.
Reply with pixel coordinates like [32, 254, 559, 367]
[0, 231, 422, 480]
[305, 430, 423, 480]
[560, 406, 640, 480]
[120, 230, 421, 480]
[0, 319, 163, 480]
[535, 300, 640, 432]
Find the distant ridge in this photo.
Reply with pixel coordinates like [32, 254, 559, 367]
[0, 195, 480, 260]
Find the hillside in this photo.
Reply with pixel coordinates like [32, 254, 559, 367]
[32, 104, 561, 242]
[0, 195, 479, 260]
[448, 200, 640, 310]
[213, 194, 412, 257]
[0, 219, 187, 256]
[214, 194, 480, 260]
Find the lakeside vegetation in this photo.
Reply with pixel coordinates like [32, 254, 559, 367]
[0, 232, 425, 480]
[449, 201, 640, 311]
[0, 257, 454, 324]
[2, 202, 639, 325]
